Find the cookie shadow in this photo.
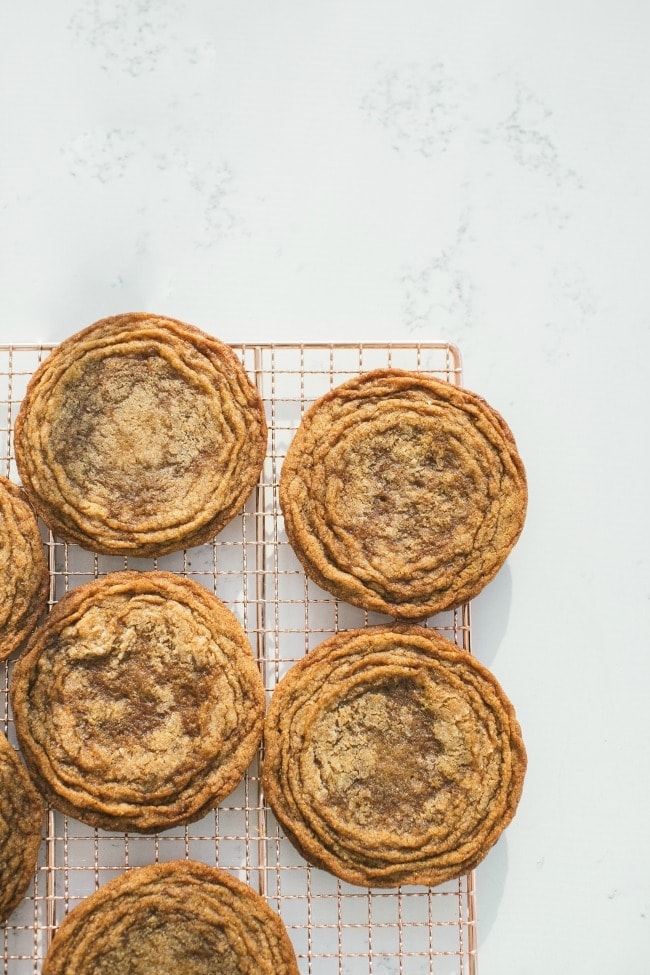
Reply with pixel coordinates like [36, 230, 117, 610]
[468, 564, 513, 668]
[475, 834, 509, 947]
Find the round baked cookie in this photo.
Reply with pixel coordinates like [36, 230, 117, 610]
[0, 730, 44, 923]
[14, 313, 267, 557]
[279, 368, 527, 619]
[262, 625, 527, 888]
[42, 859, 299, 975]
[0, 476, 49, 660]
[10, 570, 265, 833]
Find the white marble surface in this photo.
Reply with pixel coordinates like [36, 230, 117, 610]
[2, 2, 650, 971]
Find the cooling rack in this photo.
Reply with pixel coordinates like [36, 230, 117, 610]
[0, 341, 477, 975]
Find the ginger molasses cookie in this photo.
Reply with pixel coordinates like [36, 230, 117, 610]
[280, 369, 527, 619]
[262, 625, 526, 887]
[10, 571, 264, 833]
[0, 476, 48, 660]
[14, 313, 267, 557]
[42, 859, 299, 975]
[0, 730, 44, 923]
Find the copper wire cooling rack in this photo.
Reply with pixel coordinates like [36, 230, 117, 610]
[1, 341, 477, 975]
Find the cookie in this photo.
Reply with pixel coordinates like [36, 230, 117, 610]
[42, 859, 299, 974]
[0, 476, 49, 660]
[10, 570, 265, 833]
[0, 730, 44, 922]
[262, 625, 527, 887]
[279, 369, 527, 619]
[14, 313, 267, 557]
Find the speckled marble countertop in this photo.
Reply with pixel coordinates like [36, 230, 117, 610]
[2, 2, 649, 972]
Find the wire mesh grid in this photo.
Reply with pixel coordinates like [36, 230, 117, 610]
[1, 341, 477, 975]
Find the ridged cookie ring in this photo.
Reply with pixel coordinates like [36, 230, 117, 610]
[10, 571, 265, 833]
[0, 476, 49, 661]
[280, 369, 527, 619]
[262, 625, 527, 887]
[0, 730, 44, 922]
[14, 313, 267, 557]
[42, 860, 299, 974]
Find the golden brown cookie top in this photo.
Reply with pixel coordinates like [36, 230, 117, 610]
[262, 625, 527, 888]
[279, 369, 527, 619]
[42, 859, 299, 975]
[0, 730, 44, 923]
[0, 475, 49, 661]
[10, 570, 265, 833]
[14, 313, 267, 557]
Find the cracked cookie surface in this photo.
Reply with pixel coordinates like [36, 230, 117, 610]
[42, 860, 299, 975]
[0, 730, 44, 922]
[0, 476, 49, 660]
[262, 625, 527, 887]
[10, 571, 265, 832]
[14, 313, 267, 557]
[279, 369, 527, 619]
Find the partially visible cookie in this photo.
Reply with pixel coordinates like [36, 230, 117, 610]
[0, 730, 44, 923]
[10, 570, 265, 833]
[280, 369, 527, 619]
[14, 313, 267, 557]
[0, 476, 49, 661]
[262, 625, 527, 887]
[42, 859, 299, 975]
